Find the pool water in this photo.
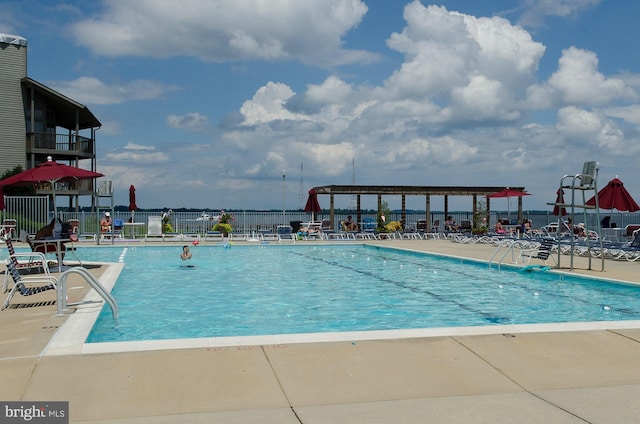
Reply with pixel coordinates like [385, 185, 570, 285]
[82, 245, 640, 343]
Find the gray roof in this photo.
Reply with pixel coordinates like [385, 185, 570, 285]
[21, 77, 101, 129]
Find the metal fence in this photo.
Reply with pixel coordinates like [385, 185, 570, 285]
[3, 195, 640, 241]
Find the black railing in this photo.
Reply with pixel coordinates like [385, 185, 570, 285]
[26, 133, 94, 154]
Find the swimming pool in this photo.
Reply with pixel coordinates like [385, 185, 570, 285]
[81, 244, 640, 344]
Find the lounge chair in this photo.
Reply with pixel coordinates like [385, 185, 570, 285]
[145, 216, 164, 241]
[518, 238, 557, 265]
[460, 220, 472, 233]
[1, 219, 17, 238]
[2, 253, 57, 310]
[277, 225, 296, 243]
[2, 236, 45, 292]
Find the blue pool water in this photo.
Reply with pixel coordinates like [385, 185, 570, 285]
[82, 245, 640, 343]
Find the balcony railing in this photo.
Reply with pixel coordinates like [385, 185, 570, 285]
[26, 132, 94, 155]
[35, 179, 96, 194]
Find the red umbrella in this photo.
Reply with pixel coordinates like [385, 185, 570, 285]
[552, 188, 567, 216]
[486, 187, 531, 217]
[128, 185, 138, 211]
[128, 184, 139, 224]
[486, 188, 531, 199]
[304, 188, 322, 221]
[0, 187, 5, 211]
[586, 177, 640, 212]
[0, 156, 104, 216]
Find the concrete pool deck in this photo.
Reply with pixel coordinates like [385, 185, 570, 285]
[2, 238, 640, 423]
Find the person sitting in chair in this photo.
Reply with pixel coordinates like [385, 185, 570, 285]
[100, 212, 112, 233]
[444, 215, 459, 232]
[342, 215, 357, 231]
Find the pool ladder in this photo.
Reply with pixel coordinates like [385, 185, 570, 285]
[488, 239, 522, 269]
[56, 267, 119, 324]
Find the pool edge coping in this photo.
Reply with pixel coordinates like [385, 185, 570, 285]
[41, 245, 640, 356]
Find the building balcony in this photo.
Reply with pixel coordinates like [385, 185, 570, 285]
[26, 132, 95, 159]
[34, 179, 97, 197]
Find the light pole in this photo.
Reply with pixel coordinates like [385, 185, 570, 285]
[282, 168, 286, 226]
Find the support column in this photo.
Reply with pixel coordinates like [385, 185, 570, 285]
[486, 198, 491, 227]
[425, 195, 431, 226]
[472, 194, 477, 229]
[356, 194, 361, 227]
[518, 196, 523, 223]
[401, 194, 406, 228]
[377, 194, 383, 228]
[330, 193, 335, 229]
[444, 195, 449, 221]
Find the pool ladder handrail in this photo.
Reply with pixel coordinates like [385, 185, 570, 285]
[56, 266, 119, 324]
[488, 239, 520, 269]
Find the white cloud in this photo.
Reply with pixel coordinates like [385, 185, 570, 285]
[239, 82, 301, 125]
[527, 47, 635, 109]
[605, 105, 640, 125]
[124, 142, 156, 151]
[556, 106, 630, 153]
[71, 0, 377, 67]
[47, 76, 178, 105]
[518, 0, 601, 28]
[105, 150, 168, 162]
[65, 1, 640, 209]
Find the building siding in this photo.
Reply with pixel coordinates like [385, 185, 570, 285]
[0, 38, 28, 174]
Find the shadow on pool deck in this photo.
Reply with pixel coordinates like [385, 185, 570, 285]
[2, 239, 640, 423]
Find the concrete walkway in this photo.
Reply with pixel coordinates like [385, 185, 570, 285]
[2, 239, 640, 423]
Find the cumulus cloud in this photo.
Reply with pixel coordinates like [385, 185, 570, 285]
[58, 1, 639, 209]
[556, 106, 629, 153]
[527, 47, 632, 108]
[209, 1, 639, 208]
[71, 0, 377, 67]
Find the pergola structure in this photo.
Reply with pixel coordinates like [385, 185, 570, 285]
[311, 185, 527, 229]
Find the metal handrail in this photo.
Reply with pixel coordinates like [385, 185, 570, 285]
[488, 238, 519, 270]
[57, 266, 119, 324]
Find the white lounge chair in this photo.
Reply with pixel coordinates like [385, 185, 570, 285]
[145, 216, 164, 241]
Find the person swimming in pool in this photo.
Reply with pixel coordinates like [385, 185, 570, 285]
[180, 245, 192, 261]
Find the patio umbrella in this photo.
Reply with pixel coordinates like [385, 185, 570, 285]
[0, 156, 104, 217]
[486, 187, 531, 219]
[128, 185, 138, 222]
[586, 177, 640, 212]
[552, 188, 567, 216]
[304, 188, 322, 221]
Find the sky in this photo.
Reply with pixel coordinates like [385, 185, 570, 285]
[2, 0, 640, 212]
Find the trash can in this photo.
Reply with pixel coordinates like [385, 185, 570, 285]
[290, 220, 302, 233]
